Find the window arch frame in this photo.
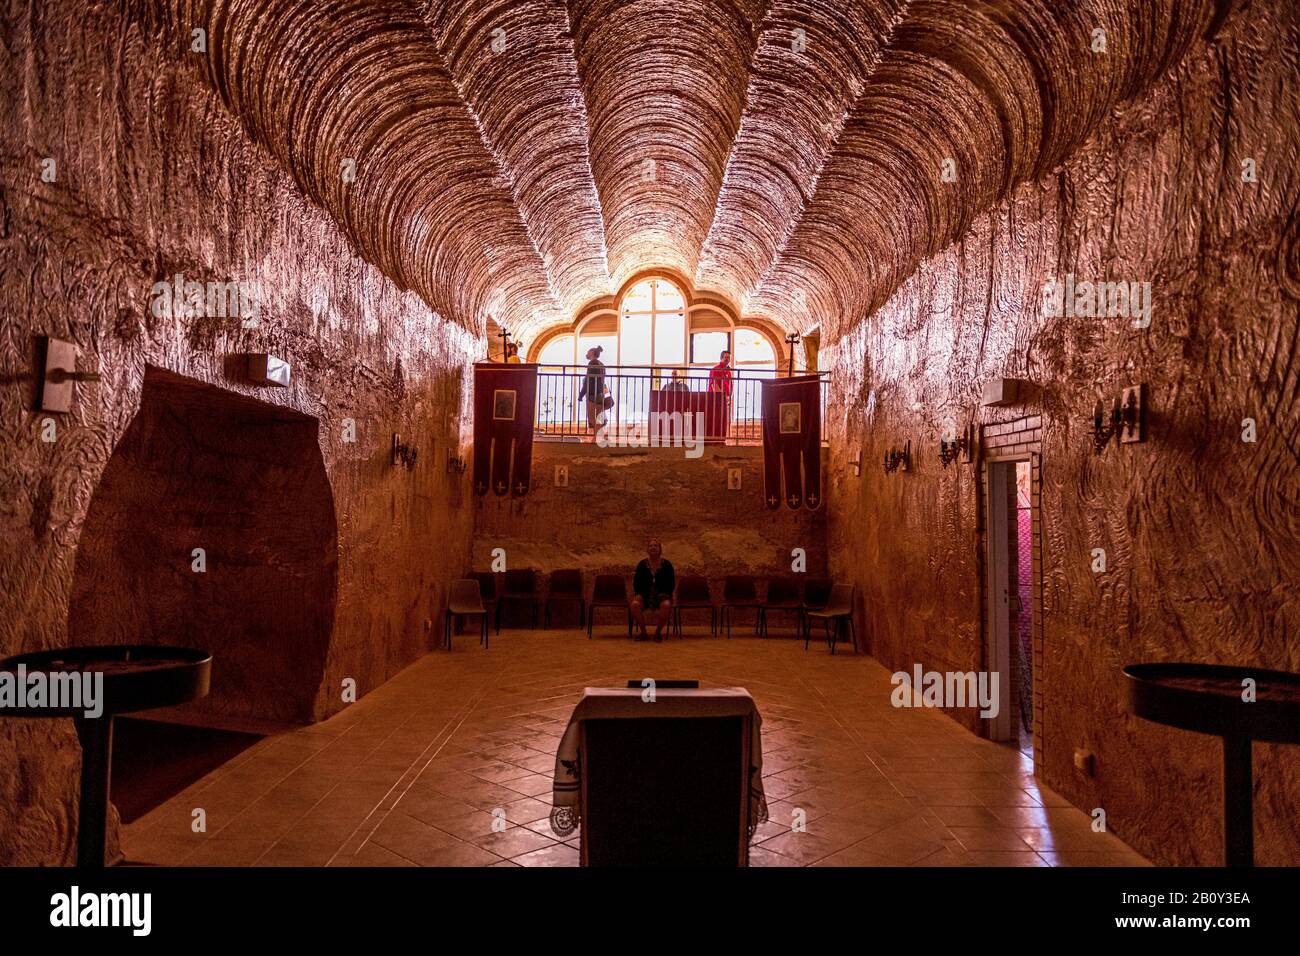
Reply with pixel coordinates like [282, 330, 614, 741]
[527, 270, 792, 373]
[615, 276, 688, 369]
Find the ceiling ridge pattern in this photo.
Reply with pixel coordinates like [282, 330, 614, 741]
[566, 0, 770, 289]
[421, 0, 614, 331]
[163, 0, 571, 337]
[746, 0, 1224, 341]
[694, 0, 912, 316]
[122, 0, 1236, 345]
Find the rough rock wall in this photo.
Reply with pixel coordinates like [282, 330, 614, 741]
[0, 1, 479, 864]
[473, 445, 828, 606]
[66, 368, 340, 726]
[823, 4, 1299, 865]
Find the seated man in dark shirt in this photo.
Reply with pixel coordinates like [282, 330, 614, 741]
[631, 537, 675, 642]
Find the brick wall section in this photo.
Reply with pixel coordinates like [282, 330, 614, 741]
[982, 415, 1043, 452]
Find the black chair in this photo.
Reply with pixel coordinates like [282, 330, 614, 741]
[804, 583, 857, 654]
[672, 576, 715, 638]
[445, 579, 489, 650]
[588, 574, 632, 639]
[469, 571, 500, 635]
[497, 569, 540, 630]
[802, 577, 833, 616]
[720, 575, 763, 639]
[761, 577, 803, 637]
[545, 569, 586, 629]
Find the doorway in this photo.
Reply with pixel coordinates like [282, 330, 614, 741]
[985, 458, 1036, 756]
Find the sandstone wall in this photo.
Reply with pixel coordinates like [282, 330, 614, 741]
[822, 7, 1299, 865]
[472, 444, 829, 615]
[0, 2, 479, 864]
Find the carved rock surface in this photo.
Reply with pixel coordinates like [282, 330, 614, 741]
[67, 368, 339, 726]
[823, 5, 1299, 865]
[1, 0, 478, 864]
[31, 0, 1224, 343]
[2, 0, 1296, 869]
[473, 445, 828, 599]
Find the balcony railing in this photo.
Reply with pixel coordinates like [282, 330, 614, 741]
[534, 365, 830, 445]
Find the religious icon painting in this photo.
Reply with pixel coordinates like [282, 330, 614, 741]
[779, 401, 801, 434]
[493, 389, 517, 421]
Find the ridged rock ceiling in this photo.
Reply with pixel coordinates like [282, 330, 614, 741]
[149, 0, 1224, 344]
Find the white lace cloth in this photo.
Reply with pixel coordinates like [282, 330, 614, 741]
[549, 686, 768, 839]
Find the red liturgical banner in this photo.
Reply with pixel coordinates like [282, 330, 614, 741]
[473, 363, 537, 497]
[761, 375, 822, 510]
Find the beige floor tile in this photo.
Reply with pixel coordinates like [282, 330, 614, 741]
[465, 825, 559, 859]
[512, 843, 579, 867]
[115, 628, 1146, 868]
[947, 827, 1038, 852]
[330, 841, 418, 867]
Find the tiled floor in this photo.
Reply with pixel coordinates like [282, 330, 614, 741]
[121, 626, 1149, 867]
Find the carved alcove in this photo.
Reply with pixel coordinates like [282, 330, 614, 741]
[68, 366, 339, 726]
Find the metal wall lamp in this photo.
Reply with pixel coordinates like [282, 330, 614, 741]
[884, 440, 911, 474]
[1091, 385, 1144, 456]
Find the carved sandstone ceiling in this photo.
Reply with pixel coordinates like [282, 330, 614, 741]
[158, 0, 1226, 344]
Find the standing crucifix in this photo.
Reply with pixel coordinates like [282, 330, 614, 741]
[497, 325, 513, 362]
[785, 331, 800, 377]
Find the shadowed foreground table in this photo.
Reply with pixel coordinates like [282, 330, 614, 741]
[0, 645, 211, 867]
[1123, 662, 1300, 867]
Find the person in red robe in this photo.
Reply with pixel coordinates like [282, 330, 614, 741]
[707, 350, 733, 439]
[707, 350, 733, 397]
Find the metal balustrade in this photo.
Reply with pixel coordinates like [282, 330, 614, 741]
[533, 365, 829, 445]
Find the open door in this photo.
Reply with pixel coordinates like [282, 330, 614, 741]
[985, 461, 1015, 743]
[985, 458, 1036, 754]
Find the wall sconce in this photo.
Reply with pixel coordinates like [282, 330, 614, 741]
[939, 424, 975, 468]
[39, 337, 101, 412]
[982, 377, 1023, 407]
[884, 440, 911, 474]
[446, 450, 467, 474]
[247, 353, 291, 387]
[1090, 385, 1144, 456]
[392, 434, 417, 469]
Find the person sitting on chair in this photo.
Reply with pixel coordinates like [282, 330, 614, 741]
[631, 537, 675, 642]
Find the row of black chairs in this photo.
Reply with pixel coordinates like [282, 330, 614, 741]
[445, 571, 858, 652]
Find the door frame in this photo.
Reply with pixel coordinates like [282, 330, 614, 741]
[978, 417, 1044, 771]
[984, 459, 1016, 744]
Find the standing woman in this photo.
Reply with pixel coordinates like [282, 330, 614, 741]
[577, 345, 606, 431]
